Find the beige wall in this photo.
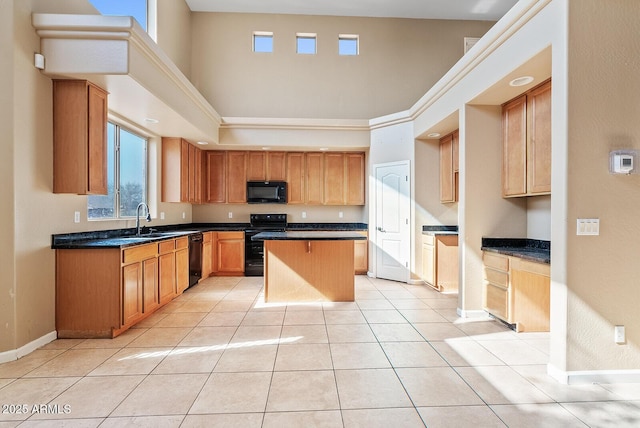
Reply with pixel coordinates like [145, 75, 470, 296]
[190, 13, 495, 119]
[156, 0, 192, 79]
[562, 0, 640, 371]
[193, 204, 366, 225]
[0, 0, 16, 354]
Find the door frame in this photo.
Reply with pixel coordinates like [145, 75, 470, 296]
[371, 160, 411, 283]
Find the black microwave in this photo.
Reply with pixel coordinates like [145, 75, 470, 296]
[246, 181, 287, 204]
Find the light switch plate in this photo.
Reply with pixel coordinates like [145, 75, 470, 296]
[576, 218, 599, 235]
[74, 211, 80, 223]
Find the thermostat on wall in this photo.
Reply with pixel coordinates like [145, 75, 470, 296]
[610, 150, 637, 174]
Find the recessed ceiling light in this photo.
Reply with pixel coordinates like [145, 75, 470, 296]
[261, 147, 270, 150]
[319, 147, 329, 151]
[427, 132, 441, 138]
[509, 76, 534, 87]
[196, 141, 208, 145]
[144, 118, 159, 124]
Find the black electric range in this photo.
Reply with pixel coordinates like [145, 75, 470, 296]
[244, 213, 287, 276]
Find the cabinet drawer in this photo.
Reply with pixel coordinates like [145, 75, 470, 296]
[422, 234, 435, 246]
[483, 252, 509, 271]
[484, 282, 509, 321]
[510, 257, 550, 276]
[123, 243, 157, 264]
[484, 268, 509, 288]
[219, 231, 244, 240]
[176, 237, 188, 249]
[158, 240, 175, 255]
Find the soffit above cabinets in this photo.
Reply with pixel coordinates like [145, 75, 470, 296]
[32, 13, 221, 144]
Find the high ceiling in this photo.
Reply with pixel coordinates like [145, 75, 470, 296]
[185, 0, 518, 21]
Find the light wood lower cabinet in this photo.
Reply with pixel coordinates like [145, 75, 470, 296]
[202, 231, 213, 279]
[482, 251, 550, 332]
[56, 236, 190, 339]
[421, 234, 459, 292]
[354, 232, 368, 274]
[215, 231, 245, 275]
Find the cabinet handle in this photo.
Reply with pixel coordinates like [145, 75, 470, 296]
[307, 241, 311, 253]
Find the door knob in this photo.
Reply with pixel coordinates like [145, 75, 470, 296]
[377, 226, 386, 232]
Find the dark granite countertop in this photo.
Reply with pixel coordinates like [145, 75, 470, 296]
[52, 222, 367, 249]
[481, 238, 550, 264]
[252, 231, 367, 241]
[286, 222, 367, 231]
[422, 225, 458, 235]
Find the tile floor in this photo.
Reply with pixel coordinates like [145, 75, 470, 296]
[1, 275, 640, 427]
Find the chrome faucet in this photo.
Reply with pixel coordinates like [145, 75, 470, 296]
[136, 202, 151, 235]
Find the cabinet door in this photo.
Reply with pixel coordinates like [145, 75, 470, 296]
[527, 80, 552, 195]
[158, 252, 176, 304]
[435, 235, 459, 293]
[306, 153, 324, 205]
[324, 153, 346, 205]
[354, 236, 368, 274]
[122, 263, 143, 326]
[439, 134, 455, 203]
[267, 152, 287, 181]
[181, 140, 191, 202]
[176, 248, 189, 294]
[142, 257, 159, 313]
[286, 152, 305, 204]
[206, 151, 226, 203]
[227, 152, 247, 203]
[217, 233, 245, 274]
[53, 80, 108, 195]
[247, 152, 266, 181]
[202, 233, 212, 278]
[346, 153, 365, 205]
[87, 84, 108, 195]
[421, 241, 436, 287]
[502, 95, 527, 197]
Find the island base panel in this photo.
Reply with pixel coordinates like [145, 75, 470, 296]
[265, 240, 355, 302]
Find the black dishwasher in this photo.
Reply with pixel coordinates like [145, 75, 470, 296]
[188, 232, 203, 287]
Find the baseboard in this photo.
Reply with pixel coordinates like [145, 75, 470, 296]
[456, 308, 490, 319]
[0, 331, 57, 364]
[407, 279, 424, 285]
[548, 363, 640, 385]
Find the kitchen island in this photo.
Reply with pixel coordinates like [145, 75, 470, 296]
[252, 231, 367, 302]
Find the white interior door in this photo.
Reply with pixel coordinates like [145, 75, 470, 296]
[375, 161, 410, 282]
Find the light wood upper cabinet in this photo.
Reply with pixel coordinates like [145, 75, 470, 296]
[346, 153, 366, 205]
[502, 80, 551, 197]
[246, 151, 267, 181]
[306, 153, 324, 205]
[206, 151, 226, 203]
[53, 80, 108, 195]
[286, 152, 305, 204]
[162, 137, 203, 204]
[439, 131, 458, 203]
[324, 153, 346, 205]
[267, 151, 287, 181]
[227, 151, 247, 203]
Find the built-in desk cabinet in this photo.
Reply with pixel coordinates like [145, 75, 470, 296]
[53, 80, 108, 195]
[56, 236, 189, 338]
[354, 231, 369, 274]
[502, 79, 552, 197]
[421, 234, 459, 292]
[482, 251, 550, 332]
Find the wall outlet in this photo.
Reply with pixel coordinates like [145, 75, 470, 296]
[339, 211, 343, 218]
[228, 212, 233, 219]
[182, 212, 186, 219]
[74, 211, 80, 223]
[576, 218, 599, 235]
[302, 211, 307, 219]
[160, 212, 165, 220]
[615, 325, 626, 344]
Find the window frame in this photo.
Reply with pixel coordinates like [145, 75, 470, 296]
[87, 122, 149, 221]
[296, 33, 317, 55]
[338, 34, 359, 56]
